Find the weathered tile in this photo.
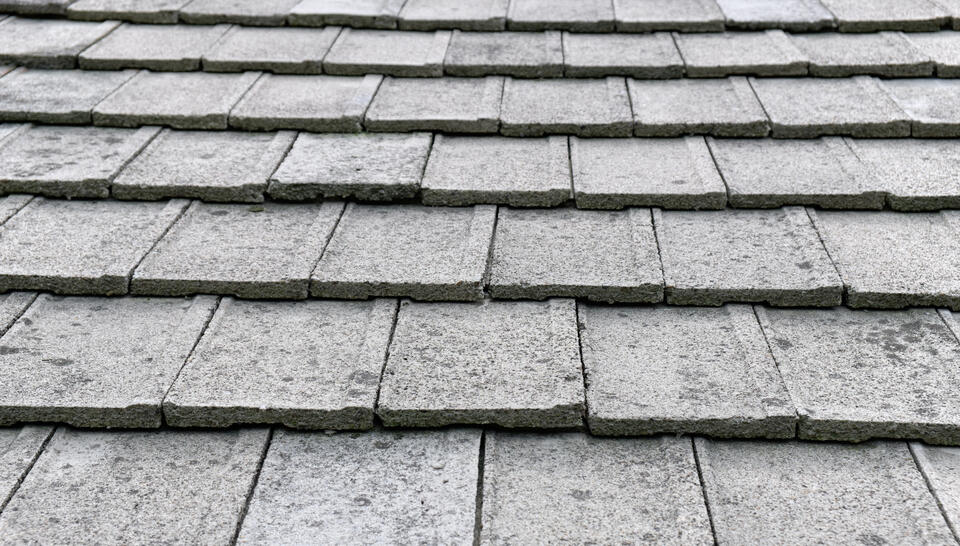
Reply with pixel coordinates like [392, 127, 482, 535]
[421, 135, 570, 206]
[0, 67, 136, 124]
[629, 77, 769, 137]
[613, 0, 725, 32]
[311, 204, 495, 301]
[0, 426, 51, 508]
[489, 208, 663, 302]
[906, 31, 960, 76]
[0, 194, 31, 226]
[0, 198, 187, 295]
[938, 0, 960, 30]
[563, 32, 684, 78]
[507, 0, 614, 31]
[268, 132, 429, 201]
[581, 304, 795, 438]
[911, 442, 960, 533]
[820, 0, 949, 31]
[288, 0, 406, 29]
[501, 77, 632, 137]
[846, 138, 960, 210]
[0, 0, 73, 14]
[0, 294, 215, 427]
[0, 292, 35, 334]
[238, 429, 479, 544]
[0, 125, 159, 199]
[697, 439, 954, 544]
[79, 23, 230, 71]
[794, 32, 933, 77]
[324, 28, 450, 77]
[707, 137, 885, 208]
[482, 433, 712, 545]
[132, 201, 343, 299]
[571, 136, 727, 210]
[67, 0, 192, 23]
[675, 31, 808, 77]
[0, 428, 269, 543]
[0, 17, 119, 69]
[715, 0, 836, 30]
[94, 70, 259, 129]
[365, 76, 502, 133]
[179, 0, 301, 25]
[656, 207, 842, 306]
[378, 299, 584, 428]
[883, 79, 960, 137]
[443, 30, 563, 78]
[811, 210, 960, 309]
[758, 306, 960, 443]
[202, 26, 339, 74]
[750, 76, 911, 137]
[399, 0, 509, 30]
[164, 298, 397, 429]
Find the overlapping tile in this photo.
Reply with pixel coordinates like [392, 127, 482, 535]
[911, 442, 960, 533]
[613, 0, 725, 32]
[0, 0, 72, 14]
[882, 78, 960, 136]
[907, 30, 960, 76]
[674, 30, 808, 77]
[506, 0, 614, 31]
[0, 17, 119, 69]
[0, 426, 51, 508]
[629, 77, 769, 136]
[0, 67, 136, 124]
[79, 22, 230, 71]
[562, 32, 684, 78]
[365, 76, 501, 133]
[715, 0, 835, 30]
[443, 30, 563, 78]
[398, 0, 509, 31]
[67, 0, 192, 23]
[500, 77, 632, 136]
[324, 28, 450, 77]
[288, 0, 405, 29]
[793, 32, 933, 77]
[179, 0, 300, 25]
[202, 26, 339, 74]
[819, 0, 949, 31]
[846, 138, 960, 210]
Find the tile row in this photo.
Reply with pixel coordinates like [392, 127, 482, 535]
[2, 197, 960, 309]
[4, 292, 960, 444]
[5, 0, 960, 34]
[8, 17, 960, 80]
[0, 426, 957, 545]
[6, 68, 960, 137]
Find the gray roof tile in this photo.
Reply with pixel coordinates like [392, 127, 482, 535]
[911, 441, 960, 533]
[793, 31, 934, 77]
[846, 138, 960, 210]
[0, 0, 72, 14]
[443, 30, 563, 78]
[201, 26, 339, 74]
[0, 17, 119, 69]
[0, 291, 34, 334]
[0, 67, 136, 124]
[0, 426, 51, 510]
[613, 0, 725, 32]
[674, 30, 808, 77]
[500, 77, 632, 137]
[365, 75, 502, 133]
[562, 32, 684, 79]
[324, 28, 450, 77]
[67, 0, 192, 23]
[906, 30, 960, 76]
[398, 0, 509, 31]
[78, 22, 230, 71]
[179, 0, 300, 25]
[882, 78, 960, 137]
[506, 0, 615, 31]
[288, 0, 405, 29]
[715, 0, 835, 30]
[629, 77, 769, 136]
[935, 0, 960, 30]
[0, 193, 31, 225]
[820, 0, 950, 31]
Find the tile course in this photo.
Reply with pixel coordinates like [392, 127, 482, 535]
[0, 67, 136, 124]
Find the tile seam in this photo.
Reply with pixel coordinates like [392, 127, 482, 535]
[228, 426, 274, 546]
[158, 295, 222, 423]
[0, 425, 55, 516]
[907, 442, 960, 543]
[690, 437, 719, 546]
[472, 429, 486, 546]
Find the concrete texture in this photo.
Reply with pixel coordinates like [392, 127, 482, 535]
[911, 442, 960, 534]
[697, 438, 955, 544]
[164, 298, 397, 429]
[66, 0, 192, 22]
[269, 132, 429, 201]
[112, 129, 294, 203]
[364, 76, 502, 133]
[794, 32, 933, 77]
[715, 0, 836, 30]
[675, 30, 808, 77]
[882, 78, 960, 137]
[488, 207, 663, 302]
[0, 198, 187, 295]
[707, 136, 885, 209]
[202, 26, 340, 74]
[79, 23, 230, 71]
[238, 428, 479, 544]
[571, 136, 727, 210]
[93, 70, 259, 129]
[0, 294, 215, 427]
[750, 76, 911, 137]
[0, 0, 73, 14]
[0, 17, 119, 69]
[180, 0, 301, 25]
[481, 433, 712, 545]
[229, 73, 381, 132]
[288, 0, 406, 29]
[324, 28, 451, 77]
[311, 203, 495, 301]
[846, 138, 960, 210]
[399, 0, 509, 30]
[420, 135, 569, 206]
[0, 194, 31, 226]
[0, 125, 159, 199]
[656, 207, 843, 306]
[443, 30, 563, 78]
[0, 292, 35, 335]
[0, 428, 269, 544]
[378, 299, 585, 428]
[500, 77, 633, 137]
[613, 0, 725, 32]
[0, 67, 136, 124]
[629, 77, 770, 137]
[562, 32, 684, 78]
[580, 304, 796, 438]
[506, 0, 614, 31]
[0, 426, 51, 509]
[820, 0, 950, 31]
[906, 31, 960, 77]
[132, 201, 343, 299]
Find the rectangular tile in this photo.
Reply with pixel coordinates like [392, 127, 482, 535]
[0, 0, 73, 14]
[846, 138, 960, 210]
[500, 77, 633, 137]
[675, 30, 808, 77]
[0, 291, 35, 334]
[324, 28, 450, 77]
[820, 0, 949, 31]
[288, 0, 406, 29]
[0, 17, 119, 69]
[613, 0, 725, 32]
[179, 0, 301, 25]
[911, 442, 960, 535]
[443, 30, 563, 78]
[67, 0, 192, 22]
[562, 32, 684, 78]
[629, 77, 770, 137]
[715, 0, 835, 30]
[793, 32, 934, 77]
[364, 76, 502, 133]
[202, 26, 339, 74]
[882, 79, 960, 137]
[0, 67, 136, 124]
[399, 0, 509, 30]
[78, 23, 231, 71]
[0, 426, 52, 509]
[506, 0, 615, 31]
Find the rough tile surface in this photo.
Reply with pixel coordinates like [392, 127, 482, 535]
[311, 204, 495, 301]
[164, 298, 396, 429]
[0, 125, 159, 199]
[79, 23, 230, 71]
[571, 136, 727, 210]
[269, 132, 429, 201]
[507, 0, 614, 31]
[482, 433, 712, 545]
[562, 32, 684, 78]
[0, 291, 35, 334]
[613, 0, 725, 32]
[288, 0, 406, 29]
[0, 198, 187, 295]
[180, 0, 301, 25]
[708, 137, 885, 208]
[324, 28, 450, 77]
[656, 207, 843, 306]
[378, 299, 584, 428]
[500, 77, 633, 137]
[94, 70, 259, 130]
[911, 442, 960, 534]
[847, 138, 960, 210]
[399, 0, 509, 30]
[443, 30, 563, 78]
[238, 429, 479, 544]
[0, 428, 269, 543]
[674, 31, 808, 77]
[794, 32, 933, 77]
[716, 0, 836, 30]
[0, 17, 119, 69]
[113, 129, 294, 202]
[489, 208, 663, 302]
[132, 201, 343, 299]
[629, 77, 770, 137]
[820, 0, 949, 31]
[0, 0, 73, 14]
[697, 439, 955, 544]
[907, 31, 960, 77]
[0, 194, 31, 226]
[812, 210, 960, 309]
[66, 0, 191, 22]
[202, 26, 340, 74]
[0, 68, 136, 124]
[581, 304, 795, 437]
[420, 135, 569, 206]
[0, 294, 215, 427]
[882, 79, 960, 137]
[750, 76, 911, 137]
[364, 76, 502, 133]
[0, 426, 51, 508]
